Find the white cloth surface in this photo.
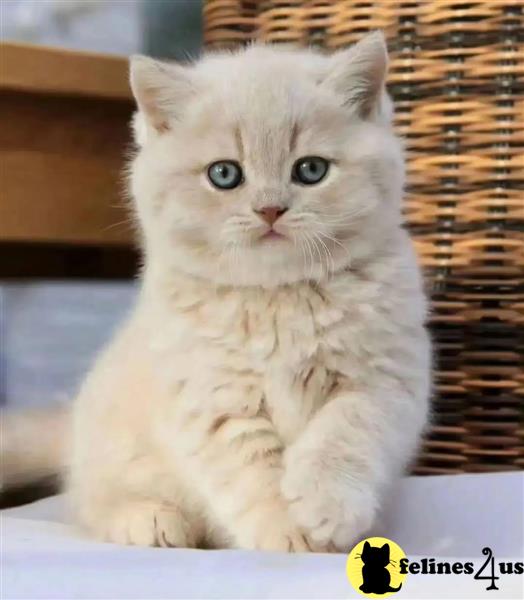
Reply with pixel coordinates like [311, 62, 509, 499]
[2, 473, 523, 599]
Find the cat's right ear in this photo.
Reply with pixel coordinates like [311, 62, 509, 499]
[364, 541, 371, 550]
[129, 55, 195, 140]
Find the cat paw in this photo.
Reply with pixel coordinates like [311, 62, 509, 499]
[281, 449, 376, 550]
[232, 500, 319, 553]
[254, 527, 315, 553]
[96, 501, 194, 548]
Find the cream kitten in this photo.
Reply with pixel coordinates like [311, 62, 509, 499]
[1, 32, 431, 552]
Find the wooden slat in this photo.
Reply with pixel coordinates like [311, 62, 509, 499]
[0, 44, 136, 247]
[0, 42, 132, 101]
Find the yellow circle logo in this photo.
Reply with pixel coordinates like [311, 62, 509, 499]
[346, 537, 407, 597]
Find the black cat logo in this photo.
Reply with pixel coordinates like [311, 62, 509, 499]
[359, 541, 402, 595]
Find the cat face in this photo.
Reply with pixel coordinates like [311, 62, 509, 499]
[362, 541, 390, 566]
[130, 33, 404, 287]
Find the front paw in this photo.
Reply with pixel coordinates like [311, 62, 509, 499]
[93, 501, 195, 548]
[232, 499, 320, 553]
[253, 525, 316, 553]
[281, 450, 377, 550]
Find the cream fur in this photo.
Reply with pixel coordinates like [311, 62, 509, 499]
[25, 33, 432, 552]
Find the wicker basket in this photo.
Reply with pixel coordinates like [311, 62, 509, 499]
[203, 1, 524, 475]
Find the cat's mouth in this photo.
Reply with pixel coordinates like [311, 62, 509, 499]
[259, 229, 287, 242]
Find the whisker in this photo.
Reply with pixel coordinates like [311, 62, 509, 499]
[308, 235, 319, 282]
[308, 202, 370, 217]
[295, 234, 308, 277]
[316, 230, 352, 265]
[309, 233, 324, 277]
[103, 217, 135, 232]
[305, 206, 370, 224]
[313, 232, 335, 278]
[302, 234, 315, 280]
[311, 232, 327, 278]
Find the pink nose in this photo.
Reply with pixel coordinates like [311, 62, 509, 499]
[254, 206, 288, 226]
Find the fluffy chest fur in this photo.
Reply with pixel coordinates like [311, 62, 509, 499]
[143, 248, 422, 446]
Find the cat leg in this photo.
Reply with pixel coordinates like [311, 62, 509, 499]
[96, 500, 193, 547]
[65, 321, 208, 547]
[281, 379, 429, 550]
[180, 412, 315, 552]
[69, 450, 203, 548]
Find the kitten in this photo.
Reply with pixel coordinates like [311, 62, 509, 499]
[1, 32, 431, 552]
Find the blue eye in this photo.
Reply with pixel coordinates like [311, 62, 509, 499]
[207, 161, 243, 190]
[292, 156, 329, 185]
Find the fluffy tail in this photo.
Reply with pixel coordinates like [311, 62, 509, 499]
[0, 405, 70, 491]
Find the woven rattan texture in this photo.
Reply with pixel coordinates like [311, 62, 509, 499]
[204, 1, 524, 474]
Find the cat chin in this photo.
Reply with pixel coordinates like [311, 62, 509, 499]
[155, 252, 324, 288]
[145, 222, 360, 288]
[143, 239, 309, 288]
[197, 261, 321, 288]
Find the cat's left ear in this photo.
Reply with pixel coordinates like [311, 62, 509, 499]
[129, 55, 195, 140]
[323, 31, 389, 120]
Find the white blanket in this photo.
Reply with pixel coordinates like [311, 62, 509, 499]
[2, 472, 523, 599]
